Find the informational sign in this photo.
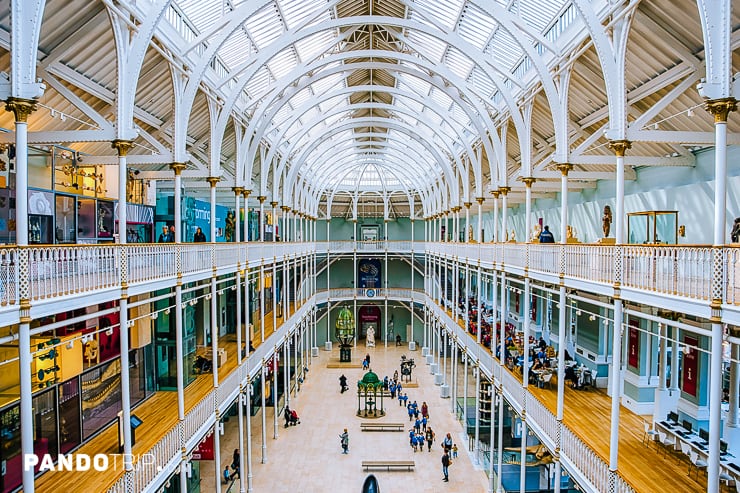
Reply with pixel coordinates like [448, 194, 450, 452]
[682, 336, 698, 397]
[628, 319, 640, 369]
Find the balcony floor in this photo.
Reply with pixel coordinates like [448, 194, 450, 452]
[445, 306, 710, 492]
[33, 302, 299, 493]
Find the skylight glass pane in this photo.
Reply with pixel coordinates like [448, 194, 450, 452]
[411, 0, 465, 32]
[219, 31, 252, 70]
[294, 30, 336, 62]
[406, 31, 447, 63]
[245, 66, 272, 98]
[266, 47, 297, 80]
[245, 4, 284, 49]
[456, 3, 495, 51]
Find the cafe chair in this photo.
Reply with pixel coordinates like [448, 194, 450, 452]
[687, 449, 708, 479]
[642, 420, 658, 447]
[657, 431, 675, 457]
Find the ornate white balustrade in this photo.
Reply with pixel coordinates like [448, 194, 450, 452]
[427, 298, 636, 493]
[427, 242, 734, 308]
[0, 240, 736, 322]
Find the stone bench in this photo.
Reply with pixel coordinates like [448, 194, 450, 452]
[360, 422, 405, 432]
[361, 460, 415, 472]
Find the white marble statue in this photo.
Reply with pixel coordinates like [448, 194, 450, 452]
[366, 325, 375, 347]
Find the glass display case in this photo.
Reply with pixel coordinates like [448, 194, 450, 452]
[55, 195, 76, 243]
[627, 211, 678, 245]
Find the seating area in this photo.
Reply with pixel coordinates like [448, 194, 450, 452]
[361, 460, 416, 472]
[359, 422, 405, 432]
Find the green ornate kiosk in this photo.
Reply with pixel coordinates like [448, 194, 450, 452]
[357, 371, 385, 418]
[336, 305, 355, 362]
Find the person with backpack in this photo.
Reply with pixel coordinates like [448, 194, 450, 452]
[538, 225, 555, 243]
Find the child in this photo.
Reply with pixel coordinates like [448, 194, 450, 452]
[223, 465, 231, 484]
[452, 443, 458, 459]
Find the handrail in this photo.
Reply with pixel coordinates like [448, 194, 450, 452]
[2, 241, 738, 315]
[426, 298, 636, 493]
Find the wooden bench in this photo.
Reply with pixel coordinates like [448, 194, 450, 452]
[360, 422, 405, 432]
[361, 460, 415, 472]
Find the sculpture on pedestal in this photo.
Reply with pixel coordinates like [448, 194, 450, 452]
[602, 205, 613, 238]
[365, 325, 375, 348]
[336, 305, 355, 362]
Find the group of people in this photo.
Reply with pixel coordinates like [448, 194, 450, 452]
[157, 224, 208, 242]
[336, 356, 462, 484]
[222, 449, 240, 484]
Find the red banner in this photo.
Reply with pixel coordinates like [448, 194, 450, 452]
[628, 319, 639, 369]
[192, 433, 214, 460]
[682, 336, 699, 397]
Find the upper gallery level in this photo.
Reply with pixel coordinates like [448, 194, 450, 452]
[1, 239, 739, 325]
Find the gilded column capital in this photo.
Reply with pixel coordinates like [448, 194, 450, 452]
[206, 176, 220, 187]
[232, 186, 244, 195]
[4, 97, 37, 123]
[498, 186, 511, 196]
[281, 205, 291, 212]
[242, 189, 252, 199]
[111, 139, 135, 157]
[463, 202, 472, 209]
[607, 140, 632, 157]
[555, 163, 573, 176]
[475, 197, 485, 205]
[169, 162, 186, 175]
[521, 177, 536, 187]
[705, 98, 737, 123]
[257, 196, 266, 203]
[270, 201, 278, 208]
[491, 190, 500, 199]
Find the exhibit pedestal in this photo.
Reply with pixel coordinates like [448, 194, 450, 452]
[434, 373, 444, 385]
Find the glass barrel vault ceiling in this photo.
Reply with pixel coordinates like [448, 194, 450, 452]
[171, 0, 572, 194]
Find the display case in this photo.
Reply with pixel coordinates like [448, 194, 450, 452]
[55, 195, 76, 243]
[627, 211, 678, 245]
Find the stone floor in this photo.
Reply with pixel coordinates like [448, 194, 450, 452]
[201, 344, 491, 493]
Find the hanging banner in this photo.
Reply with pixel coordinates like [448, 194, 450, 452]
[358, 259, 382, 288]
[192, 433, 214, 460]
[628, 319, 640, 369]
[682, 336, 699, 397]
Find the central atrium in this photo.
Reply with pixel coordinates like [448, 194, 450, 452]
[0, 0, 738, 492]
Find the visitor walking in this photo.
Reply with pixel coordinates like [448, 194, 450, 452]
[426, 427, 436, 452]
[441, 450, 450, 482]
[340, 428, 349, 454]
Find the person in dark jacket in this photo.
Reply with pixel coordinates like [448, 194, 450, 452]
[158, 226, 171, 243]
[538, 225, 555, 243]
[193, 227, 207, 242]
[441, 450, 450, 481]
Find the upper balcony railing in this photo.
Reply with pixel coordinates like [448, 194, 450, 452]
[426, 241, 735, 308]
[2, 241, 739, 319]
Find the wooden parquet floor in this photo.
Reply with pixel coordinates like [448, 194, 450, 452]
[445, 306, 708, 492]
[33, 302, 296, 493]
